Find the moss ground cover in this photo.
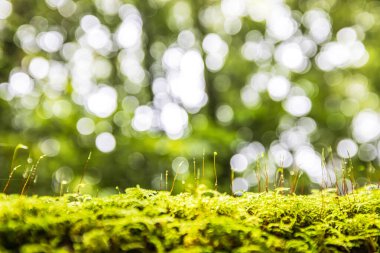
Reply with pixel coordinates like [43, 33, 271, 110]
[0, 186, 380, 253]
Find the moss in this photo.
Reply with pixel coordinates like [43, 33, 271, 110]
[0, 187, 380, 252]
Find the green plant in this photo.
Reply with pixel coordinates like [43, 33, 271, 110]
[1, 186, 379, 252]
[2, 165, 21, 194]
[8, 144, 28, 175]
[77, 152, 92, 194]
[20, 155, 45, 195]
[213, 152, 218, 191]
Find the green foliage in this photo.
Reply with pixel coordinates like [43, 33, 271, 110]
[0, 186, 380, 252]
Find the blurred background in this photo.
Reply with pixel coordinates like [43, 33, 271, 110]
[0, 0, 380, 195]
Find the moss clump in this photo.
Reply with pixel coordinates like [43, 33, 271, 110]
[0, 186, 379, 252]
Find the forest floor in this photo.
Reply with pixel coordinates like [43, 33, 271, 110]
[0, 186, 380, 253]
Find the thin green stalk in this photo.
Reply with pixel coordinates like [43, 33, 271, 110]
[341, 158, 348, 195]
[21, 166, 33, 195]
[275, 167, 284, 189]
[3, 165, 21, 193]
[346, 151, 357, 203]
[60, 181, 64, 197]
[328, 147, 340, 196]
[275, 157, 284, 190]
[193, 158, 196, 188]
[165, 170, 168, 191]
[321, 148, 327, 189]
[291, 170, 303, 194]
[264, 154, 269, 193]
[197, 168, 200, 188]
[367, 162, 374, 185]
[202, 149, 205, 178]
[230, 169, 234, 194]
[256, 155, 261, 193]
[170, 161, 183, 195]
[170, 170, 178, 195]
[322, 148, 334, 188]
[160, 172, 163, 191]
[21, 155, 45, 195]
[182, 174, 185, 192]
[347, 151, 357, 193]
[213, 152, 218, 191]
[77, 152, 92, 194]
[9, 144, 28, 175]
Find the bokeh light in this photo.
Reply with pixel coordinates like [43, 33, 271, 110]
[86, 86, 117, 118]
[267, 76, 291, 101]
[284, 96, 312, 117]
[0, 0, 12, 19]
[132, 106, 154, 132]
[95, 132, 116, 153]
[352, 110, 380, 143]
[0, 0, 379, 193]
[358, 143, 377, 162]
[39, 138, 61, 157]
[8, 72, 34, 97]
[230, 154, 248, 172]
[231, 177, 249, 193]
[337, 139, 358, 158]
[77, 117, 95, 135]
[29, 57, 50, 79]
[172, 157, 189, 175]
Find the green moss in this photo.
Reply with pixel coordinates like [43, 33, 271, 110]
[0, 187, 380, 252]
